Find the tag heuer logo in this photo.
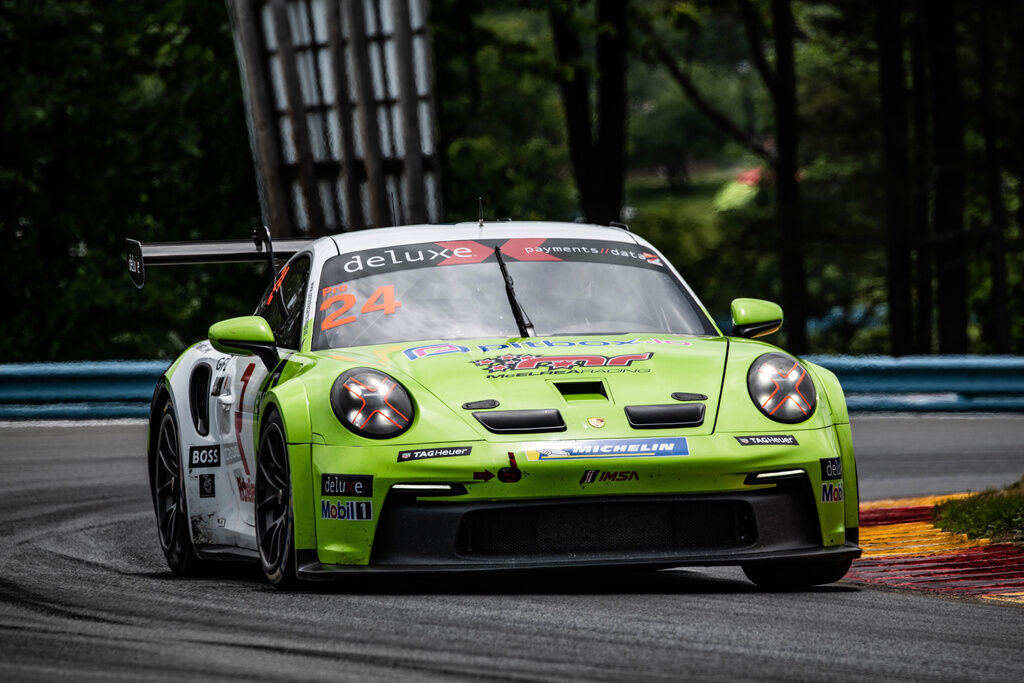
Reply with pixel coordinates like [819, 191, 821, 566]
[587, 417, 605, 428]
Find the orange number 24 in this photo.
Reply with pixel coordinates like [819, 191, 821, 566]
[320, 285, 401, 331]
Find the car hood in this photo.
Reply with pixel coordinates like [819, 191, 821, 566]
[312, 333, 728, 438]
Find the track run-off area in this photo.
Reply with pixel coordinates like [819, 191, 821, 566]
[0, 415, 1022, 681]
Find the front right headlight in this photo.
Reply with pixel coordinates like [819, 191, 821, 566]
[330, 368, 415, 438]
[747, 352, 817, 423]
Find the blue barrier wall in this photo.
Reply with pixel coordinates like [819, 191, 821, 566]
[1, 356, 1023, 419]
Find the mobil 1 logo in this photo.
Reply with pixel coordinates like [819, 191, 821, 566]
[189, 445, 221, 469]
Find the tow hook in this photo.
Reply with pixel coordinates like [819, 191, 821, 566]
[497, 452, 522, 483]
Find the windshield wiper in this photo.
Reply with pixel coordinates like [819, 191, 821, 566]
[494, 246, 534, 337]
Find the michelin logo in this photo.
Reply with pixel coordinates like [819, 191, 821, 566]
[524, 438, 689, 461]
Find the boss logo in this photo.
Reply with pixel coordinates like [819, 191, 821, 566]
[189, 445, 221, 469]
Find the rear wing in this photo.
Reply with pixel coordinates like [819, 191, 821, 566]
[126, 229, 314, 288]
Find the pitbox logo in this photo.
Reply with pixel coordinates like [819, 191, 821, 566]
[188, 445, 221, 469]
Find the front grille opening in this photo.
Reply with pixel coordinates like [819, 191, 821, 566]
[553, 381, 608, 402]
[456, 500, 755, 557]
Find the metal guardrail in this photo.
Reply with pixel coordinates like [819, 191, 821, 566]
[804, 355, 1024, 412]
[1, 356, 1022, 420]
[0, 361, 166, 419]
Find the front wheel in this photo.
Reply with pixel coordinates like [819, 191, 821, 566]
[255, 411, 298, 588]
[742, 557, 853, 590]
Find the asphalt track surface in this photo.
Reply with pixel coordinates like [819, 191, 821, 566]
[0, 416, 1021, 681]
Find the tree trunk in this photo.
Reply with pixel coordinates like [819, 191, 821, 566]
[925, 0, 968, 354]
[594, 0, 627, 224]
[877, 0, 913, 356]
[771, 0, 807, 354]
[976, 6, 1011, 353]
[550, 0, 628, 225]
[909, 6, 932, 353]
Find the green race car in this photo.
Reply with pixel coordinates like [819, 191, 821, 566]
[130, 221, 860, 588]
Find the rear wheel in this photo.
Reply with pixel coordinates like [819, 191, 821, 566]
[742, 557, 853, 590]
[255, 411, 299, 588]
[151, 401, 205, 575]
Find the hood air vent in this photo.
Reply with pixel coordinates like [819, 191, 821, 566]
[474, 409, 566, 434]
[625, 403, 705, 429]
[553, 381, 607, 401]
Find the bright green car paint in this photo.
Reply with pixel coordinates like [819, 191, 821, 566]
[253, 332, 858, 566]
[208, 315, 275, 355]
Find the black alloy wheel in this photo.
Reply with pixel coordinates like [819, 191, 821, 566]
[152, 401, 203, 575]
[255, 412, 298, 587]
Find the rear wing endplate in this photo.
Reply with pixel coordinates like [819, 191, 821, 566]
[126, 233, 314, 288]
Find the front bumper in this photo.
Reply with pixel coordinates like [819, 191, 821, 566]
[297, 425, 860, 573]
[295, 477, 860, 578]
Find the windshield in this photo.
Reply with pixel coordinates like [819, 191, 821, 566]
[312, 238, 716, 350]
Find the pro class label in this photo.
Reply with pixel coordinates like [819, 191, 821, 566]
[320, 500, 373, 521]
[820, 457, 843, 481]
[188, 445, 221, 469]
[734, 435, 799, 446]
[397, 446, 472, 462]
[321, 474, 373, 497]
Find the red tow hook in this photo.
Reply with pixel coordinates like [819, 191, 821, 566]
[497, 451, 522, 483]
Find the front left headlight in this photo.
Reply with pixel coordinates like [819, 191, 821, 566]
[330, 368, 415, 438]
[747, 352, 817, 423]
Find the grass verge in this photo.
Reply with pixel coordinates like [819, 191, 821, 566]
[934, 476, 1024, 544]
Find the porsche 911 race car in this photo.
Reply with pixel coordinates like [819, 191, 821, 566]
[128, 221, 860, 588]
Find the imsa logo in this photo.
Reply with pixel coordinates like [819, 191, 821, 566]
[321, 500, 373, 521]
[580, 470, 640, 484]
[821, 482, 844, 503]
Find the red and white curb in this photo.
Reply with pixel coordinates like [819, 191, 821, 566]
[845, 494, 1024, 605]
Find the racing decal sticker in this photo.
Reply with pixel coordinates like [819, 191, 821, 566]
[820, 457, 843, 481]
[233, 468, 255, 503]
[188, 445, 221, 469]
[397, 446, 472, 462]
[822, 481, 844, 503]
[580, 469, 639, 484]
[320, 238, 671, 283]
[233, 362, 256, 476]
[199, 473, 216, 498]
[734, 435, 799, 446]
[320, 474, 373, 497]
[319, 283, 401, 331]
[402, 337, 691, 360]
[473, 353, 652, 377]
[321, 500, 373, 521]
[403, 343, 471, 361]
[524, 437, 689, 461]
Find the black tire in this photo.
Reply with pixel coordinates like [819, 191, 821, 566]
[742, 557, 853, 590]
[151, 400, 205, 575]
[255, 410, 299, 588]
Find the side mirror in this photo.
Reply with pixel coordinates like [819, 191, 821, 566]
[209, 316, 279, 370]
[730, 298, 783, 339]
